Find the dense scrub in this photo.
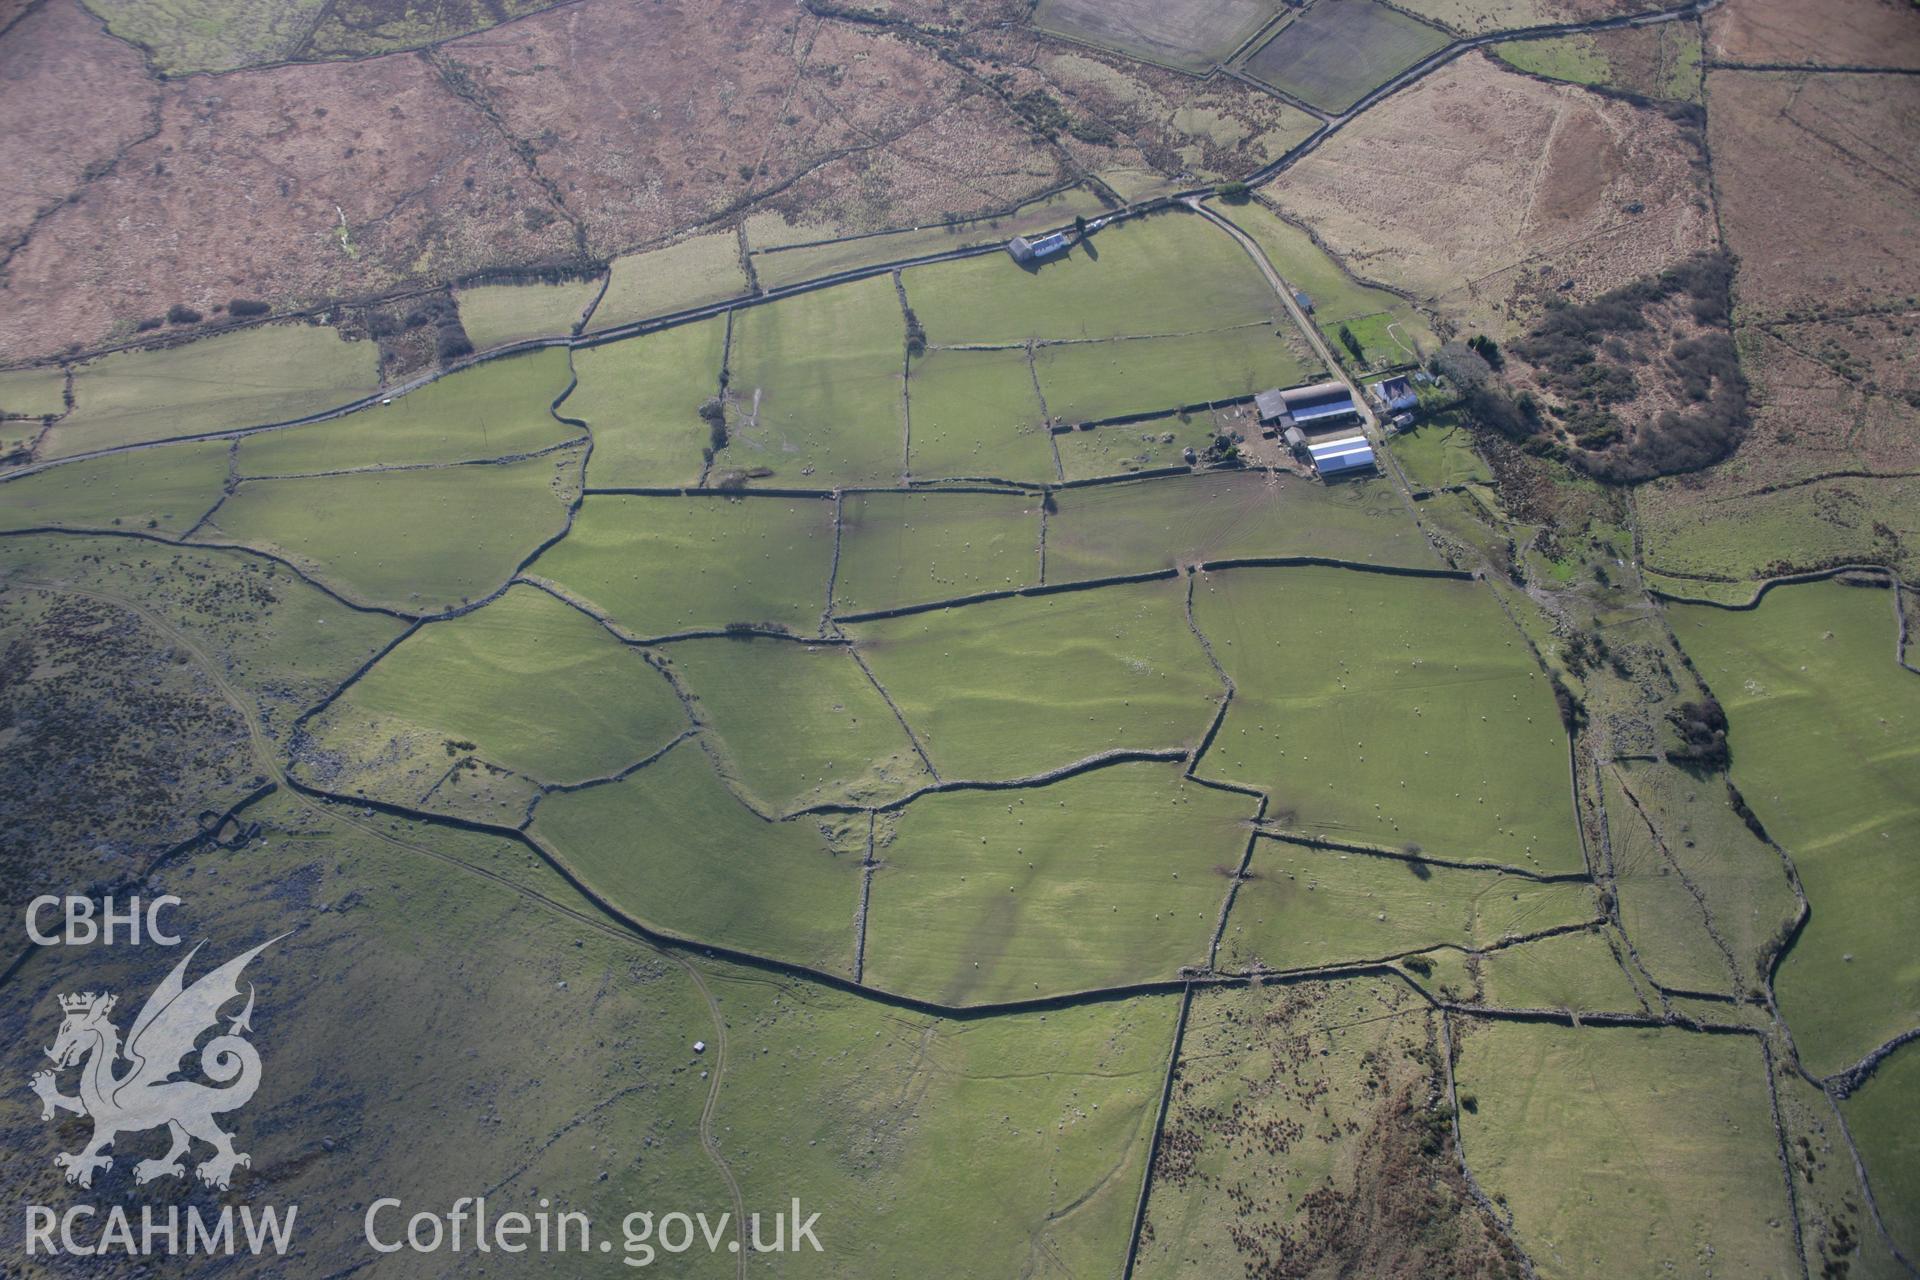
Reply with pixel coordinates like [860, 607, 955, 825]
[1458, 254, 1751, 484]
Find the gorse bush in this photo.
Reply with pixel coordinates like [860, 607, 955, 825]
[1491, 251, 1749, 483]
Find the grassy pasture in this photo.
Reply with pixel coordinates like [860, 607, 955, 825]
[1497, 23, 1702, 102]
[1494, 32, 1610, 84]
[1242, 0, 1450, 112]
[724, 275, 906, 486]
[572, 318, 729, 487]
[1192, 566, 1583, 871]
[904, 212, 1282, 345]
[1640, 474, 1920, 583]
[1032, 0, 1281, 71]
[1606, 759, 1798, 996]
[238, 348, 578, 474]
[862, 762, 1256, 1004]
[707, 968, 1177, 1277]
[0, 439, 229, 535]
[903, 346, 1056, 483]
[1771, 1063, 1912, 1280]
[531, 740, 860, 974]
[1476, 927, 1647, 1013]
[0, 366, 66, 417]
[201, 449, 578, 613]
[47, 324, 381, 460]
[657, 636, 931, 814]
[1333, 305, 1436, 369]
[1054, 417, 1221, 481]
[848, 575, 1221, 780]
[529, 493, 835, 637]
[585, 232, 748, 331]
[1033, 325, 1314, 424]
[1603, 766, 1735, 994]
[1456, 1022, 1799, 1279]
[1670, 580, 1920, 1076]
[1388, 414, 1492, 490]
[337, 584, 686, 785]
[299, 672, 552, 823]
[78, 0, 329, 74]
[454, 277, 600, 348]
[1842, 1042, 1920, 1261]
[1216, 200, 1438, 359]
[571, 318, 727, 488]
[749, 187, 1115, 290]
[1219, 839, 1595, 970]
[1045, 468, 1436, 582]
[834, 489, 1041, 615]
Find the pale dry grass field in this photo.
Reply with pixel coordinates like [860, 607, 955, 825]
[1704, 0, 1920, 70]
[1707, 70, 1920, 322]
[1263, 52, 1715, 335]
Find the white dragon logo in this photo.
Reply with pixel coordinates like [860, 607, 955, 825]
[30, 937, 282, 1191]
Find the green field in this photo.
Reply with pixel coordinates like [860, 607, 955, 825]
[1670, 580, 1920, 1076]
[848, 576, 1221, 780]
[529, 493, 835, 637]
[1033, 325, 1314, 424]
[863, 762, 1256, 1003]
[531, 739, 861, 974]
[0, 439, 230, 535]
[238, 348, 579, 475]
[750, 188, 1115, 290]
[1044, 468, 1437, 582]
[1219, 839, 1595, 970]
[706, 969, 1178, 1277]
[588, 233, 749, 332]
[570, 318, 728, 488]
[334, 584, 686, 785]
[1216, 200, 1438, 365]
[46, 324, 382, 459]
[1640, 474, 1920, 583]
[1032, 0, 1281, 71]
[1456, 1022, 1800, 1279]
[1192, 565, 1583, 870]
[657, 636, 932, 814]
[833, 489, 1041, 615]
[903, 346, 1056, 483]
[1389, 413, 1493, 490]
[1606, 759, 1799, 996]
[1333, 306, 1436, 369]
[0, 366, 67, 418]
[200, 449, 579, 613]
[1053, 417, 1222, 480]
[904, 212, 1283, 345]
[724, 276, 907, 486]
[1476, 927, 1648, 1013]
[1494, 32, 1610, 84]
[1241, 0, 1450, 112]
[455, 278, 601, 349]
[1842, 1042, 1920, 1260]
[1496, 23, 1702, 102]
[77, 0, 330, 73]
